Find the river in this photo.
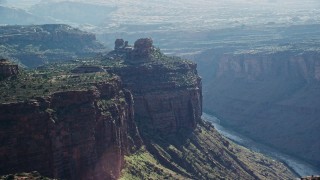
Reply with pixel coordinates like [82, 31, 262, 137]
[202, 112, 320, 177]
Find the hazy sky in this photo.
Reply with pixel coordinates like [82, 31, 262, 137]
[4, 0, 320, 9]
[2, 0, 320, 30]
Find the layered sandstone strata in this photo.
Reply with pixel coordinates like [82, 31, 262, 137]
[0, 79, 140, 180]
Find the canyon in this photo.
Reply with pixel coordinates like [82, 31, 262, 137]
[1, 0, 319, 178]
[196, 50, 320, 169]
[0, 28, 297, 179]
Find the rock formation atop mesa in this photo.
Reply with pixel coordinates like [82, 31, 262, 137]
[114, 39, 131, 51]
[0, 58, 19, 79]
[113, 38, 154, 62]
[132, 38, 153, 60]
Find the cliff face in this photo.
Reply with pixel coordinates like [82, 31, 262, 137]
[196, 50, 320, 167]
[216, 52, 320, 82]
[0, 79, 139, 180]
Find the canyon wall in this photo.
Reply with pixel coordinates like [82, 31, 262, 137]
[0, 79, 140, 180]
[196, 50, 320, 167]
[0, 37, 298, 179]
[215, 52, 320, 82]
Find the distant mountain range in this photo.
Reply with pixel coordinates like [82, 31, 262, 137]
[0, 6, 54, 25]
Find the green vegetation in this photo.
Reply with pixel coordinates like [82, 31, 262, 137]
[102, 48, 200, 88]
[0, 24, 107, 68]
[101, 47, 195, 70]
[151, 48, 194, 69]
[121, 120, 296, 180]
[120, 147, 188, 180]
[0, 61, 113, 103]
[0, 44, 199, 103]
[0, 171, 55, 180]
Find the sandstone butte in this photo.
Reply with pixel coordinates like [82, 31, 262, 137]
[0, 38, 297, 180]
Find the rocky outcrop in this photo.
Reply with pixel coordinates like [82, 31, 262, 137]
[196, 50, 320, 168]
[0, 59, 19, 79]
[110, 38, 154, 62]
[114, 39, 125, 50]
[0, 79, 140, 180]
[131, 38, 153, 60]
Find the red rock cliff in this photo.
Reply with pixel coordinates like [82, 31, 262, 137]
[0, 79, 140, 180]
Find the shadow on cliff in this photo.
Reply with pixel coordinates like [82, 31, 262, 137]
[135, 115, 216, 178]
